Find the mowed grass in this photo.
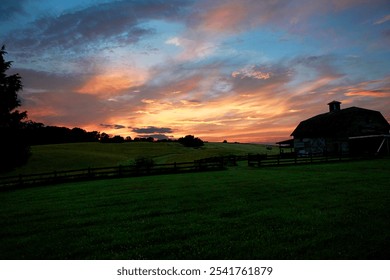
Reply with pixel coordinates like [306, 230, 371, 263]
[3, 142, 275, 176]
[1, 159, 389, 259]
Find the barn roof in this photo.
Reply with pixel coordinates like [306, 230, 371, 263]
[291, 106, 390, 138]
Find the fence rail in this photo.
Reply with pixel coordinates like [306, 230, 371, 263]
[0, 159, 225, 190]
[246, 153, 352, 167]
[0, 153, 382, 190]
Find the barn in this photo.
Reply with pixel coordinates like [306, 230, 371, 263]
[290, 101, 390, 156]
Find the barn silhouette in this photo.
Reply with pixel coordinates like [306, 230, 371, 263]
[288, 101, 390, 156]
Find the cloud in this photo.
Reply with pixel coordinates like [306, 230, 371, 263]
[187, 0, 387, 37]
[15, 68, 84, 92]
[76, 69, 148, 96]
[165, 37, 182, 46]
[189, 0, 302, 34]
[21, 90, 108, 127]
[165, 35, 217, 61]
[345, 90, 388, 98]
[0, 0, 28, 22]
[232, 65, 272, 80]
[193, 1, 249, 33]
[132, 126, 174, 134]
[5, 0, 192, 52]
[374, 14, 390, 25]
[131, 126, 175, 140]
[343, 77, 390, 98]
[290, 55, 345, 83]
[100, 124, 126, 130]
[136, 134, 171, 140]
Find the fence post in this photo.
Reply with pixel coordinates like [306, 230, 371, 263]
[19, 174, 23, 186]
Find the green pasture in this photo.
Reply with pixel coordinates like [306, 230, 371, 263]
[3, 142, 275, 176]
[1, 159, 389, 259]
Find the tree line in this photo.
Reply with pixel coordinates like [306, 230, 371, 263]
[22, 121, 204, 146]
[22, 123, 202, 145]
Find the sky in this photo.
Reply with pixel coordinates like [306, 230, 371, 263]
[1, 0, 390, 143]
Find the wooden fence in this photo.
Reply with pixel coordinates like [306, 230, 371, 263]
[197, 153, 356, 168]
[0, 159, 225, 190]
[247, 152, 355, 167]
[0, 153, 380, 190]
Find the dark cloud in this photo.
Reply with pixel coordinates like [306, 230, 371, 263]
[132, 126, 174, 134]
[100, 124, 126, 130]
[131, 125, 174, 140]
[137, 134, 171, 140]
[293, 55, 337, 68]
[291, 54, 345, 78]
[14, 68, 85, 91]
[5, 0, 193, 51]
[0, 0, 29, 22]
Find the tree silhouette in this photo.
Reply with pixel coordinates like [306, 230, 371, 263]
[0, 46, 30, 171]
[178, 135, 204, 147]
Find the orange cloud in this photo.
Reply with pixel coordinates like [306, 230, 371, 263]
[26, 106, 60, 119]
[125, 85, 294, 142]
[345, 90, 389, 98]
[77, 69, 148, 95]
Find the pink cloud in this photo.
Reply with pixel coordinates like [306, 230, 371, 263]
[374, 14, 390, 25]
[196, 1, 248, 33]
[345, 90, 389, 98]
[189, 0, 386, 37]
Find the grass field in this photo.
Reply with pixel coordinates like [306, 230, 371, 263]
[3, 142, 276, 176]
[1, 158, 389, 259]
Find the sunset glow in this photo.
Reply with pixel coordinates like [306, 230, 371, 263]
[2, 0, 389, 142]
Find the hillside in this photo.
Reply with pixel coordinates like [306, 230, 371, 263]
[3, 142, 277, 176]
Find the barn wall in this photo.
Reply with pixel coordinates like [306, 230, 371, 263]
[294, 138, 326, 155]
[294, 137, 349, 155]
[325, 138, 349, 155]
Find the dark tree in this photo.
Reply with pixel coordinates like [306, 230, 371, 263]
[0, 46, 30, 171]
[86, 131, 101, 142]
[177, 135, 204, 147]
[99, 132, 111, 143]
[111, 135, 125, 143]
